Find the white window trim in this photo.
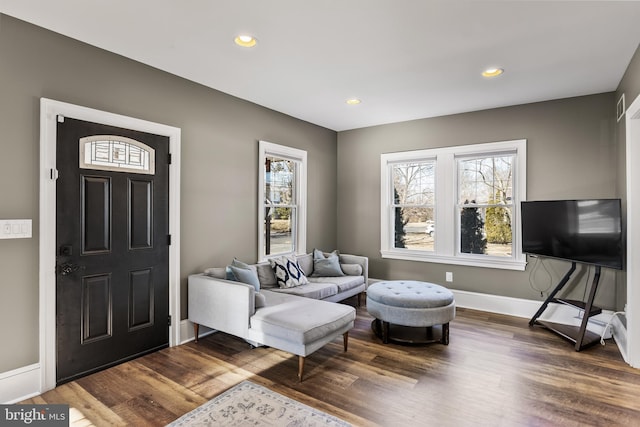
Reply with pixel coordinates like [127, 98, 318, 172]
[381, 139, 527, 271]
[258, 140, 307, 261]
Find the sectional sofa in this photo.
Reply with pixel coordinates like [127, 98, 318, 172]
[188, 251, 368, 380]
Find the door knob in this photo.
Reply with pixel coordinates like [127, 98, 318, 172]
[57, 263, 84, 276]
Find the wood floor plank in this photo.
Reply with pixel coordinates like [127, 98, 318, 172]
[20, 305, 640, 426]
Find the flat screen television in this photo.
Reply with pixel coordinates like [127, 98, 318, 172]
[521, 199, 623, 270]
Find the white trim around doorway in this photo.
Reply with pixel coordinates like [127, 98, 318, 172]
[39, 98, 181, 393]
[626, 93, 640, 369]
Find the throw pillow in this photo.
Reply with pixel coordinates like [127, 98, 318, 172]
[228, 258, 260, 292]
[231, 258, 253, 270]
[311, 249, 344, 277]
[203, 267, 226, 279]
[340, 263, 363, 276]
[269, 255, 309, 289]
[255, 292, 267, 308]
[255, 262, 277, 288]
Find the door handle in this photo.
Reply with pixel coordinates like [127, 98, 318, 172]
[57, 263, 84, 276]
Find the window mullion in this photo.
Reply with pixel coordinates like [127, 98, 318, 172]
[437, 152, 455, 256]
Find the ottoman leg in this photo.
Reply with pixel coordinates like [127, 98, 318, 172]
[343, 332, 349, 352]
[426, 326, 434, 340]
[382, 321, 389, 344]
[441, 322, 450, 345]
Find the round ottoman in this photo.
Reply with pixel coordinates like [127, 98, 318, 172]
[367, 280, 455, 345]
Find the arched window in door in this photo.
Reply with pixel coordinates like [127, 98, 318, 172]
[79, 135, 155, 175]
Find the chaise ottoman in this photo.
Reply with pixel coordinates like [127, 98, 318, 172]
[366, 280, 455, 345]
[248, 292, 356, 381]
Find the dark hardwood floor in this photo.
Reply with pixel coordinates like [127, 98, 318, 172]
[23, 299, 640, 426]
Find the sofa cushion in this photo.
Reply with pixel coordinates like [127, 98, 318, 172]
[296, 253, 314, 276]
[255, 262, 278, 288]
[229, 264, 260, 292]
[269, 282, 338, 299]
[255, 292, 267, 308]
[269, 255, 309, 288]
[340, 263, 362, 276]
[307, 275, 364, 294]
[250, 295, 355, 345]
[204, 267, 227, 279]
[311, 249, 344, 277]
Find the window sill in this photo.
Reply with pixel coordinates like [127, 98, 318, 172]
[380, 249, 527, 271]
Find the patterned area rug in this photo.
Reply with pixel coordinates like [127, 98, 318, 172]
[166, 381, 351, 426]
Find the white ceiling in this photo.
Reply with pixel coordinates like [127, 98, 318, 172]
[2, 1, 640, 131]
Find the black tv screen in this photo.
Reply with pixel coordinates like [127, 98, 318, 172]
[521, 199, 623, 270]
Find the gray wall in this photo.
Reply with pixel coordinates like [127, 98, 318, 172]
[0, 15, 338, 373]
[337, 93, 619, 306]
[0, 11, 634, 377]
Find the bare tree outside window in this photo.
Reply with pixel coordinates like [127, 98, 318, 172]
[458, 155, 514, 257]
[391, 161, 435, 251]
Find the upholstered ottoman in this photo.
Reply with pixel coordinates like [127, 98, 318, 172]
[367, 280, 455, 345]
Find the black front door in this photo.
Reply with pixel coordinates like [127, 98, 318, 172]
[56, 117, 170, 384]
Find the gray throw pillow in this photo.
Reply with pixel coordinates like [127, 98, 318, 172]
[311, 249, 345, 277]
[340, 263, 362, 276]
[204, 267, 226, 279]
[228, 259, 261, 291]
[255, 292, 267, 308]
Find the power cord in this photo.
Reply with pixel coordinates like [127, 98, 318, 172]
[528, 256, 553, 297]
[601, 311, 626, 345]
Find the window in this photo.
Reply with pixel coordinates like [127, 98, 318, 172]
[381, 139, 526, 270]
[258, 141, 307, 261]
[391, 160, 436, 251]
[79, 135, 154, 174]
[458, 154, 515, 257]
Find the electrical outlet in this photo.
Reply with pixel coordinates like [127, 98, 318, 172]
[446, 272, 453, 282]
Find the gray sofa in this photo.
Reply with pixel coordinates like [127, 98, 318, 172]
[188, 251, 368, 380]
[203, 251, 368, 303]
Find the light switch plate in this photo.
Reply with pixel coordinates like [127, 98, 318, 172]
[0, 219, 32, 239]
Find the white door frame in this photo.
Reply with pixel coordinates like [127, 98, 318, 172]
[626, 93, 640, 368]
[39, 98, 181, 392]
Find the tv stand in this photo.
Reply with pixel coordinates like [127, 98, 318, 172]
[529, 262, 602, 351]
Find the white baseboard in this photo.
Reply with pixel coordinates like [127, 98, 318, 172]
[0, 363, 41, 404]
[451, 289, 613, 339]
[612, 314, 628, 363]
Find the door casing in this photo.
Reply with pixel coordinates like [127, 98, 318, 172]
[626, 93, 640, 369]
[39, 98, 181, 392]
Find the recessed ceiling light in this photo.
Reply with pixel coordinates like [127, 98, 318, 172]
[234, 34, 257, 48]
[482, 67, 504, 78]
[346, 98, 361, 105]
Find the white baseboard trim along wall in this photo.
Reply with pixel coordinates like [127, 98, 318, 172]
[1, 289, 628, 403]
[451, 289, 617, 339]
[0, 363, 41, 404]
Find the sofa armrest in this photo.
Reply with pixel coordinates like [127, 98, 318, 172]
[188, 273, 254, 339]
[338, 254, 368, 287]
